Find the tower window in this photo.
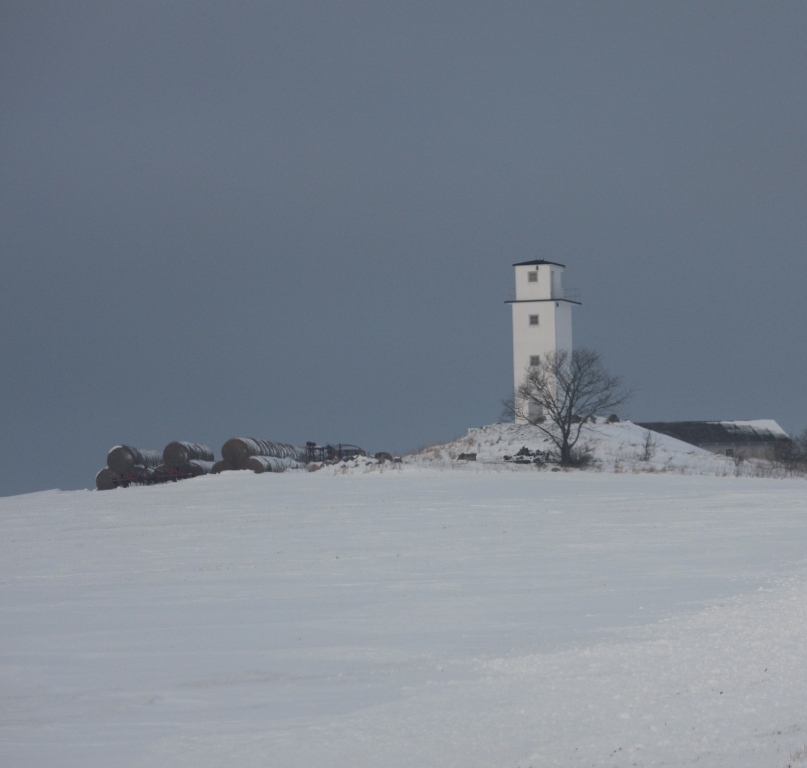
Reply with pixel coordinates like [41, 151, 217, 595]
[529, 315, 539, 326]
[529, 356, 540, 366]
[528, 271, 538, 283]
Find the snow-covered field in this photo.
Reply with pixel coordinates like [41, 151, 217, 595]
[2, 460, 807, 766]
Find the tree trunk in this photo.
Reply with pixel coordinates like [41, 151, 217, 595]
[560, 444, 572, 465]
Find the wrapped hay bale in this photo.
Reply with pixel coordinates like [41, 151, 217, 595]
[97, 464, 156, 490]
[211, 459, 236, 474]
[107, 445, 163, 475]
[247, 455, 303, 474]
[95, 467, 120, 491]
[163, 441, 214, 468]
[157, 461, 214, 478]
[181, 460, 215, 477]
[129, 465, 157, 481]
[221, 438, 308, 469]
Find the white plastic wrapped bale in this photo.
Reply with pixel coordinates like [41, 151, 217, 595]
[106, 445, 163, 475]
[221, 438, 308, 469]
[246, 455, 303, 473]
[162, 441, 215, 468]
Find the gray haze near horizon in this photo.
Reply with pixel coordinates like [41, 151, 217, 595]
[2, 2, 805, 497]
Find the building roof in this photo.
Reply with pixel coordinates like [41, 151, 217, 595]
[504, 298, 582, 305]
[512, 259, 566, 268]
[637, 420, 789, 447]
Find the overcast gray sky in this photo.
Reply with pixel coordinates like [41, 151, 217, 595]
[2, 2, 805, 496]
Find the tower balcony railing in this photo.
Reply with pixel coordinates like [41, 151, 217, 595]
[553, 285, 581, 303]
[507, 286, 582, 303]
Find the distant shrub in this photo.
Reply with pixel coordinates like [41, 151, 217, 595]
[774, 432, 807, 471]
[568, 444, 595, 468]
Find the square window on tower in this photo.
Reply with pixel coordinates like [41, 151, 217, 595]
[529, 356, 540, 366]
[528, 271, 538, 282]
[529, 315, 539, 326]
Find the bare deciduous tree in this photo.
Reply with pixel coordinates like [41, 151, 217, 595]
[639, 429, 657, 462]
[503, 348, 631, 466]
[773, 427, 807, 470]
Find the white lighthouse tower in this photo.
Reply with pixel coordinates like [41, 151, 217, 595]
[506, 259, 580, 424]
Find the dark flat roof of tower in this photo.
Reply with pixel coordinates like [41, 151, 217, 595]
[512, 259, 566, 268]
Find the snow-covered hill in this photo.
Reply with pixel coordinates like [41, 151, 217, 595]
[411, 419, 717, 466]
[2, 468, 807, 767]
[400, 419, 788, 476]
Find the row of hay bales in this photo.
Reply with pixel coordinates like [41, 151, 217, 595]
[215, 438, 307, 474]
[96, 438, 307, 490]
[95, 442, 215, 490]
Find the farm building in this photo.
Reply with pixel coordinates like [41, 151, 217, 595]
[637, 420, 789, 460]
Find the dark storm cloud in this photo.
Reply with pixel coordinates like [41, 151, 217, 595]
[1, 2, 805, 495]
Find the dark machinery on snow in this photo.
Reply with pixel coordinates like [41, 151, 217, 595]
[305, 442, 365, 463]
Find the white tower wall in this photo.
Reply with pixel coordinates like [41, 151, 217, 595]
[507, 260, 579, 424]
